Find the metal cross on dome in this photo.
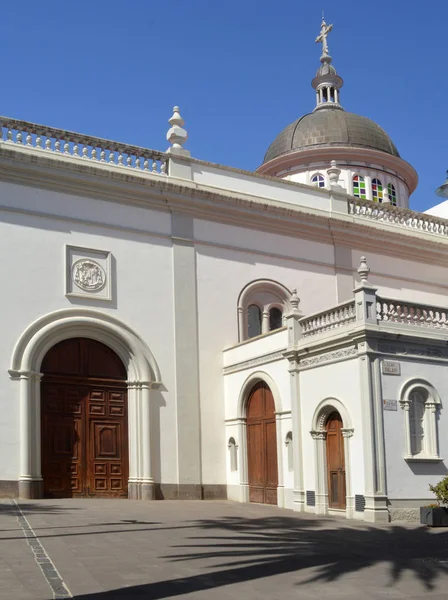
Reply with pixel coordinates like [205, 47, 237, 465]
[315, 14, 333, 58]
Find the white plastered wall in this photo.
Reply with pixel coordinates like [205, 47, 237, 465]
[223, 357, 292, 507]
[381, 359, 448, 501]
[194, 218, 336, 489]
[299, 358, 365, 519]
[0, 181, 178, 486]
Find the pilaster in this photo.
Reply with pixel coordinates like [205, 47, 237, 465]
[283, 290, 305, 511]
[172, 212, 202, 497]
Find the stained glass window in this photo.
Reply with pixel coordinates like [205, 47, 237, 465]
[352, 175, 366, 199]
[311, 174, 325, 188]
[387, 183, 397, 206]
[372, 178, 383, 202]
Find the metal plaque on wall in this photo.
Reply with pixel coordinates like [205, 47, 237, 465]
[381, 360, 401, 376]
[383, 399, 398, 411]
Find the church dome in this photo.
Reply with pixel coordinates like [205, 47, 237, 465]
[263, 108, 400, 164]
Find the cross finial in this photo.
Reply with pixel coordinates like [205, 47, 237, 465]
[315, 15, 333, 59]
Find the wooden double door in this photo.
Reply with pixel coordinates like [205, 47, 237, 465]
[247, 382, 278, 505]
[325, 411, 346, 509]
[41, 338, 129, 498]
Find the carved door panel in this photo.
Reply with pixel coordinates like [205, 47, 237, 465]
[41, 338, 128, 499]
[87, 388, 128, 497]
[326, 412, 346, 509]
[42, 383, 86, 498]
[247, 382, 278, 505]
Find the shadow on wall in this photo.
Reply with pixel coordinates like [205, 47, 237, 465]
[150, 390, 166, 487]
[406, 461, 448, 477]
[70, 514, 448, 599]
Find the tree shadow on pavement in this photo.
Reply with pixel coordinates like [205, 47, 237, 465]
[72, 514, 448, 599]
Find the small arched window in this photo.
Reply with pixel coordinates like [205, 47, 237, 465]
[400, 381, 441, 460]
[269, 307, 283, 331]
[409, 391, 425, 456]
[228, 437, 238, 472]
[352, 175, 366, 199]
[311, 174, 325, 188]
[247, 304, 262, 339]
[238, 280, 292, 341]
[285, 431, 293, 472]
[387, 183, 397, 206]
[372, 178, 383, 202]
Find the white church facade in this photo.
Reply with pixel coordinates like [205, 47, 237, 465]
[1, 20, 448, 523]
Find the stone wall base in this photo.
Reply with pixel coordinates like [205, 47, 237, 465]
[0, 480, 20, 498]
[155, 484, 227, 500]
[1, 480, 227, 501]
[389, 508, 420, 522]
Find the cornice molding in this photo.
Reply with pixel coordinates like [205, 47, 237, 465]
[1, 146, 448, 267]
[223, 350, 286, 375]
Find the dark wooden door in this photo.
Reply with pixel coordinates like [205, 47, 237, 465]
[247, 382, 278, 504]
[325, 411, 346, 509]
[41, 338, 128, 498]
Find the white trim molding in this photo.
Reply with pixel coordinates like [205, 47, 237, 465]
[399, 378, 442, 462]
[9, 308, 163, 500]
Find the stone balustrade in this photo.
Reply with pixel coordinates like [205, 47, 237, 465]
[0, 116, 169, 175]
[377, 298, 448, 330]
[299, 300, 356, 337]
[348, 198, 448, 237]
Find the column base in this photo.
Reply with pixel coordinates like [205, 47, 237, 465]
[292, 489, 305, 512]
[128, 481, 155, 500]
[364, 494, 390, 523]
[19, 479, 43, 499]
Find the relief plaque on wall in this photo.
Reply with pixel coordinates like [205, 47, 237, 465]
[65, 245, 112, 301]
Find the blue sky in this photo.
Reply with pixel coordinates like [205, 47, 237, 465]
[2, 1, 446, 212]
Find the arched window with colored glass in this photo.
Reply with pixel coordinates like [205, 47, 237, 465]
[352, 175, 366, 199]
[372, 178, 383, 202]
[387, 183, 397, 206]
[311, 174, 325, 188]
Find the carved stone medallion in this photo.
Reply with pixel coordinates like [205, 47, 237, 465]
[72, 259, 106, 292]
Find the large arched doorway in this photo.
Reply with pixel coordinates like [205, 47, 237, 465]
[325, 411, 346, 509]
[247, 382, 278, 504]
[41, 337, 129, 498]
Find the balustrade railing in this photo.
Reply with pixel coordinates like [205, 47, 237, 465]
[377, 298, 448, 330]
[0, 117, 168, 175]
[299, 300, 356, 337]
[348, 198, 448, 237]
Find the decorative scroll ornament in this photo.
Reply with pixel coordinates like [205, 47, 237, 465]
[72, 259, 106, 292]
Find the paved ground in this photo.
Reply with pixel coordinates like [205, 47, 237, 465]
[0, 499, 448, 599]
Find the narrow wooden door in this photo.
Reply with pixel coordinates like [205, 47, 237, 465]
[41, 338, 128, 498]
[247, 382, 278, 504]
[325, 411, 346, 509]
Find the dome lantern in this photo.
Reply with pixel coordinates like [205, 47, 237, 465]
[312, 16, 343, 111]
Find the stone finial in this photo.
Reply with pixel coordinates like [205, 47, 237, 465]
[166, 106, 190, 156]
[290, 288, 300, 312]
[358, 256, 370, 282]
[327, 160, 341, 187]
[436, 169, 448, 199]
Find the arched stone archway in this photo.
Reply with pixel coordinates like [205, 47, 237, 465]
[310, 398, 354, 517]
[231, 372, 284, 505]
[9, 309, 162, 500]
